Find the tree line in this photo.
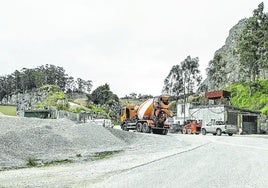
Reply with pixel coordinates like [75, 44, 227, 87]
[0, 64, 92, 101]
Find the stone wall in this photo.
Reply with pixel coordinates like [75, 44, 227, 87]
[1, 91, 47, 116]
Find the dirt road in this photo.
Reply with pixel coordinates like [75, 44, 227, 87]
[0, 134, 268, 188]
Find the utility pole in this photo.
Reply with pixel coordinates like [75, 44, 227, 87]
[183, 71, 186, 124]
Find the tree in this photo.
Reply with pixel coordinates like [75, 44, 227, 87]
[162, 56, 202, 101]
[129, 93, 137, 99]
[87, 83, 119, 105]
[162, 64, 184, 101]
[207, 53, 227, 89]
[237, 2, 268, 82]
[0, 76, 8, 101]
[75, 78, 92, 94]
[181, 56, 202, 96]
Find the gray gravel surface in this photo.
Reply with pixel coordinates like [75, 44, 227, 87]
[0, 114, 139, 169]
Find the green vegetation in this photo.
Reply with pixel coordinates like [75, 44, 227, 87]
[0, 64, 92, 102]
[26, 157, 40, 167]
[90, 150, 122, 160]
[23, 151, 122, 170]
[70, 106, 89, 113]
[163, 55, 202, 101]
[26, 157, 73, 168]
[44, 159, 73, 166]
[237, 2, 268, 82]
[225, 79, 268, 114]
[0, 105, 16, 116]
[76, 153, 82, 157]
[35, 85, 70, 111]
[87, 83, 119, 105]
[87, 103, 106, 114]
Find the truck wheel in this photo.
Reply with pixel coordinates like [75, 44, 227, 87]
[228, 133, 233, 136]
[187, 129, 192, 134]
[182, 128, 187, 134]
[216, 129, 222, 136]
[136, 123, 142, 132]
[213, 133, 217, 136]
[202, 128, 206, 135]
[163, 129, 168, 135]
[124, 125, 129, 131]
[142, 123, 150, 133]
[123, 124, 129, 131]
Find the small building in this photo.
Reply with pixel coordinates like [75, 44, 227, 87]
[177, 90, 261, 134]
[24, 110, 50, 118]
[176, 103, 261, 134]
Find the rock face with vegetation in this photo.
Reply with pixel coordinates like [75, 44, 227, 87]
[202, 3, 268, 91]
[201, 19, 247, 91]
[197, 3, 268, 116]
[1, 90, 47, 116]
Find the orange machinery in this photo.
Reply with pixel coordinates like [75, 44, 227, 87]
[120, 95, 173, 135]
[182, 120, 202, 134]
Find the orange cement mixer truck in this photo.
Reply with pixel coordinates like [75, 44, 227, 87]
[120, 95, 174, 135]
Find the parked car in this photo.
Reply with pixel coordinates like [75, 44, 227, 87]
[201, 121, 238, 136]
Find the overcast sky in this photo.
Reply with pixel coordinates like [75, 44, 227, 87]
[0, 0, 267, 97]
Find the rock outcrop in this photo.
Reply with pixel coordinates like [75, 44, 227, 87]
[201, 18, 268, 91]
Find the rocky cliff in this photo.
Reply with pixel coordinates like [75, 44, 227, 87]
[1, 90, 47, 116]
[201, 18, 268, 91]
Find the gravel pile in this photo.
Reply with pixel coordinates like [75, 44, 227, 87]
[0, 114, 140, 170]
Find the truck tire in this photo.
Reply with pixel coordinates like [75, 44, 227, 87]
[228, 133, 233, 136]
[163, 129, 168, 135]
[136, 123, 142, 132]
[123, 124, 129, 131]
[142, 123, 150, 133]
[202, 128, 206, 135]
[216, 128, 222, 136]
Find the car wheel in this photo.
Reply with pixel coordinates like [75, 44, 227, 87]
[213, 133, 217, 136]
[202, 128, 206, 135]
[216, 128, 222, 136]
[228, 133, 233, 136]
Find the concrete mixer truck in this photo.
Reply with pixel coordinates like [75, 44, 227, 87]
[120, 95, 174, 135]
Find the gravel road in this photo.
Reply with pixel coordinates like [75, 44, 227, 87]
[0, 114, 268, 188]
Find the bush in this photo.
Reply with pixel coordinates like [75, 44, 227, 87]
[225, 79, 268, 113]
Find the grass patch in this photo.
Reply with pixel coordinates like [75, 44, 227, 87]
[26, 157, 73, 168]
[0, 105, 16, 116]
[90, 150, 123, 160]
[7, 151, 122, 171]
[44, 159, 73, 166]
[26, 157, 41, 167]
[76, 153, 82, 157]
